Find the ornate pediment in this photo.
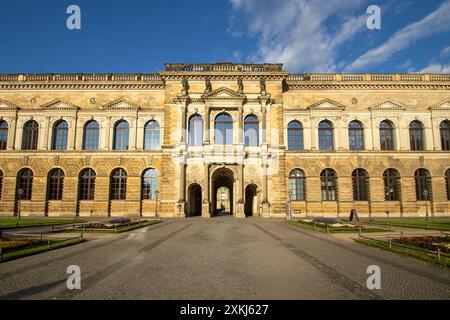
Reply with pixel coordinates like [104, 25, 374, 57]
[306, 99, 345, 111]
[0, 99, 20, 111]
[201, 87, 246, 102]
[100, 98, 140, 111]
[41, 99, 79, 111]
[428, 99, 450, 111]
[368, 99, 406, 111]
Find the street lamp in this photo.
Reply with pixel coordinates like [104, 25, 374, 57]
[17, 188, 24, 220]
[423, 189, 429, 221]
[154, 190, 159, 220]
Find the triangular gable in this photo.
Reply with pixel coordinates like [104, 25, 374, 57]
[202, 87, 245, 101]
[428, 99, 450, 111]
[368, 99, 406, 111]
[41, 99, 79, 110]
[0, 99, 20, 111]
[100, 99, 141, 110]
[306, 99, 345, 111]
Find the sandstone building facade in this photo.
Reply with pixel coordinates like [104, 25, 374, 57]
[0, 63, 449, 219]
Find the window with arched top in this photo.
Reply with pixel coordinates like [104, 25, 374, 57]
[113, 120, 129, 150]
[22, 120, 39, 150]
[110, 168, 127, 200]
[142, 168, 158, 200]
[0, 120, 8, 150]
[83, 120, 99, 150]
[348, 121, 364, 151]
[79, 168, 96, 201]
[415, 169, 432, 201]
[352, 169, 369, 201]
[383, 169, 401, 201]
[215, 113, 233, 145]
[287, 121, 303, 151]
[52, 120, 69, 150]
[48, 168, 65, 200]
[409, 121, 425, 151]
[379, 120, 395, 150]
[446, 169, 450, 201]
[244, 115, 259, 147]
[440, 120, 450, 151]
[320, 169, 337, 201]
[17, 168, 33, 200]
[289, 169, 305, 201]
[318, 121, 334, 151]
[144, 120, 160, 150]
[188, 115, 203, 146]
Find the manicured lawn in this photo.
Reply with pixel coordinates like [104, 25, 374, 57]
[0, 237, 85, 263]
[288, 221, 387, 234]
[0, 219, 86, 229]
[66, 220, 161, 233]
[356, 238, 450, 269]
[366, 218, 450, 231]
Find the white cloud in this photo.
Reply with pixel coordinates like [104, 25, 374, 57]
[419, 64, 450, 74]
[228, 0, 368, 72]
[346, 1, 450, 72]
[441, 46, 450, 58]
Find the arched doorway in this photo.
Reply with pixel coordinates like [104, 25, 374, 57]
[211, 168, 234, 216]
[245, 184, 258, 217]
[188, 183, 202, 217]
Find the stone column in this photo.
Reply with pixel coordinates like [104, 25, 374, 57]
[261, 104, 267, 144]
[42, 116, 50, 150]
[181, 104, 187, 144]
[235, 164, 245, 218]
[102, 117, 111, 150]
[129, 116, 137, 150]
[202, 163, 210, 217]
[75, 119, 84, 150]
[310, 117, 317, 150]
[178, 161, 186, 218]
[68, 117, 76, 150]
[14, 119, 23, 150]
[238, 105, 243, 144]
[7, 116, 17, 150]
[261, 162, 270, 217]
[204, 105, 210, 144]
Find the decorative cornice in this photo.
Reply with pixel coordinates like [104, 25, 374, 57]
[100, 98, 141, 111]
[307, 98, 346, 111]
[202, 86, 246, 102]
[41, 99, 79, 111]
[0, 99, 20, 111]
[368, 99, 406, 111]
[428, 99, 450, 111]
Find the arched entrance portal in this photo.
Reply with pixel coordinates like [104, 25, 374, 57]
[187, 183, 202, 217]
[245, 184, 258, 217]
[211, 168, 234, 216]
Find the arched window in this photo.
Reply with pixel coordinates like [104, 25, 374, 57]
[113, 120, 129, 150]
[379, 120, 395, 150]
[214, 113, 233, 145]
[110, 168, 127, 200]
[348, 121, 364, 151]
[440, 120, 450, 151]
[383, 169, 401, 201]
[289, 169, 305, 201]
[320, 169, 337, 201]
[142, 168, 158, 200]
[0, 169, 3, 199]
[48, 168, 65, 200]
[144, 120, 160, 150]
[22, 120, 39, 150]
[244, 115, 259, 147]
[287, 121, 303, 151]
[17, 168, 33, 200]
[318, 120, 334, 151]
[52, 120, 68, 150]
[352, 169, 369, 201]
[409, 121, 425, 151]
[0, 120, 8, 150]
[83, 120, 99, 150]
[188, 115, 203, 146]
[445, 169, 450, 201]
[79, 168, 96, 201]
[415, 169, 432, 201]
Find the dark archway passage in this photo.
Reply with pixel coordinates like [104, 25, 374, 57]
[188, 183, 202, 217]
[245, 184, 258, 217]
[211, 168, 234, 216]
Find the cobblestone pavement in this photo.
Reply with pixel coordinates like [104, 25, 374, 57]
[0, 217, 449, 300]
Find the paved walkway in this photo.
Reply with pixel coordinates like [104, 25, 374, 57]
[0, 217, 449, 300]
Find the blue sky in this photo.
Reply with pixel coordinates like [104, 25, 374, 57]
[0, 0, 449, 74]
